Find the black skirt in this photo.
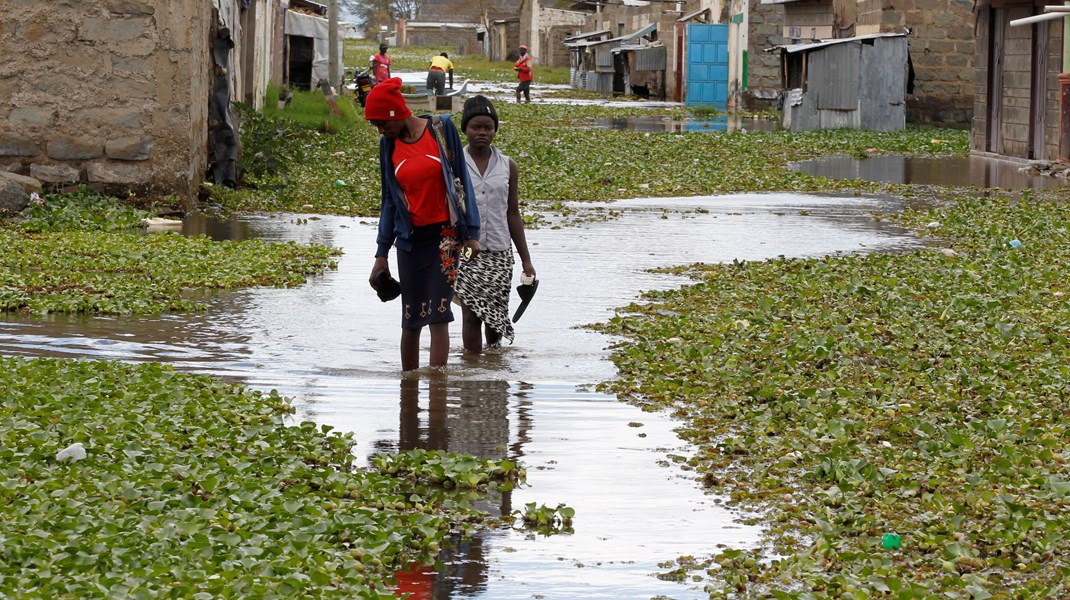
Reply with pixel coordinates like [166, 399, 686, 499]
[397, 223, 456, 330]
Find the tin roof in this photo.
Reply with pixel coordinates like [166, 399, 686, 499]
[565, 22, 656, 47]
[778, 32, 906, 54]
[564, 29, 611, 43]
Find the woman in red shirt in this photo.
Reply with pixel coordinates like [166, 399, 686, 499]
[370, 43, 391, 84]
[365, 78, 481, 371]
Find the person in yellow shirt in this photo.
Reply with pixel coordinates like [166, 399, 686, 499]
[426, 52, 454, 96]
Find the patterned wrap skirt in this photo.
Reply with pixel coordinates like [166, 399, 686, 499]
[453, 249, 515, 344]
[397, 223, 455, 330]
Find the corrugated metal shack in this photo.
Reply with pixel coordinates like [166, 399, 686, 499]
[565, 23, 659, 96]
[779, 33, 908, 132]
[564, 30, 611, 90]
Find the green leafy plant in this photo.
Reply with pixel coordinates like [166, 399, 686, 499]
[0, 356, 520, 597]
[0, 227, 340, 315]
[515, 502, 575, 535]
[15, 186, 149, 232]
[233, 99, 309, 183]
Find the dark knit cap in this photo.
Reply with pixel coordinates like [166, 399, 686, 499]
[461, 95, 499, 132]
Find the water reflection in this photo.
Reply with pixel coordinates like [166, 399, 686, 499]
[792, 154, 1067, 190]
[0, 193, 928, 598]
[390, 377, 518, 598]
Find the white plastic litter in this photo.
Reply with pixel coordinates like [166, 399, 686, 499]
[56, 442, 86, 462]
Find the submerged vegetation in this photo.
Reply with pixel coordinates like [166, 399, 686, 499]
[211, 97, 971, 217]
[596, 194, 1070, 597]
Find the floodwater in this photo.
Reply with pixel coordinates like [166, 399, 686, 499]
[792, 154, 1068, 190]
[586, 115, 779, 133]
[378, 74, 677, 109]
[0, 193, 928, 598]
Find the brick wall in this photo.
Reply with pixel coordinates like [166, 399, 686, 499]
[0, 0, 211, 200]
[863, 0, 975, 123]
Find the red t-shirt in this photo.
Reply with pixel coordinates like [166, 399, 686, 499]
[372, 54, 391, 84]
[392, 128, 449, 226]
[515, 55, 533, 82]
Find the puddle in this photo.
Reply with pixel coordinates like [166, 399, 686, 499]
[0, 193, 927, 598]
[352, 74, 681, 109]
[791, 154, 1068, 190]
[586, 115, 779, 133]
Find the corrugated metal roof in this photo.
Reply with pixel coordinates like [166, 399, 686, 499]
[591, 22, 656, 46]
[566, 23, 655, 48]
[677, 7, 711, 23]
[778, 32, 906, 54]
[403, 21, 480, 30]
[564, 29, 611, 43]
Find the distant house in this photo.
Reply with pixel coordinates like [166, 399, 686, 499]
[564, 24, 664, 97]
[559, 0, 689, 100]
[518, 0, 589, 67]
[399, 0, 524, 57]
[483, 17, 523, 61]
[972, 1, 1065, 162]
[0, 0, 281, 201]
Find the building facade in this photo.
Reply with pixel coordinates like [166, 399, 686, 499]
[0, 0, 280, 201]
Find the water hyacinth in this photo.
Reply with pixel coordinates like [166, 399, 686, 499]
[597, 194, 1070, 597]
[0, 357, 524, 597]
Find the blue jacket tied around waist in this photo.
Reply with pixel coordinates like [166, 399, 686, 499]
[375, 114, 480, 258]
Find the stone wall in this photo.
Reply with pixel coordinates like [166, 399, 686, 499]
[746, 0, 784, 109]
[0, 0, 210, 201]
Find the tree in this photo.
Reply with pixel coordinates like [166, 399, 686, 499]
[338, 0, 419, 38]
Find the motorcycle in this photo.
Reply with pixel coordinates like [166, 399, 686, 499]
[354, 67, 376, 107]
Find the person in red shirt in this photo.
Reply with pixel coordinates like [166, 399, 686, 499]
[370, 43, 391, 84]
[364, 78, 481, 371]
[514, 45, 534, 104]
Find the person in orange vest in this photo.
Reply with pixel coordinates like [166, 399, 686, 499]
[370, 43, 391, 84]
[514, 45, 533, 104]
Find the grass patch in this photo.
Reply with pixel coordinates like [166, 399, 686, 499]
[262, 83, 363, 134]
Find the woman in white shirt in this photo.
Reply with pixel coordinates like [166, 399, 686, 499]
[454, 95, 536, 353]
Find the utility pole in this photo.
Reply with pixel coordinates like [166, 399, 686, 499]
[328, 0, 340, 88]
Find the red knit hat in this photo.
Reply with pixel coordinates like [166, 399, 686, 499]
[364, 77, 412, 121]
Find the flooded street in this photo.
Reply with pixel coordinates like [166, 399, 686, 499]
[791, 154, 1068, 190]
[1, 192, 927, 598]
